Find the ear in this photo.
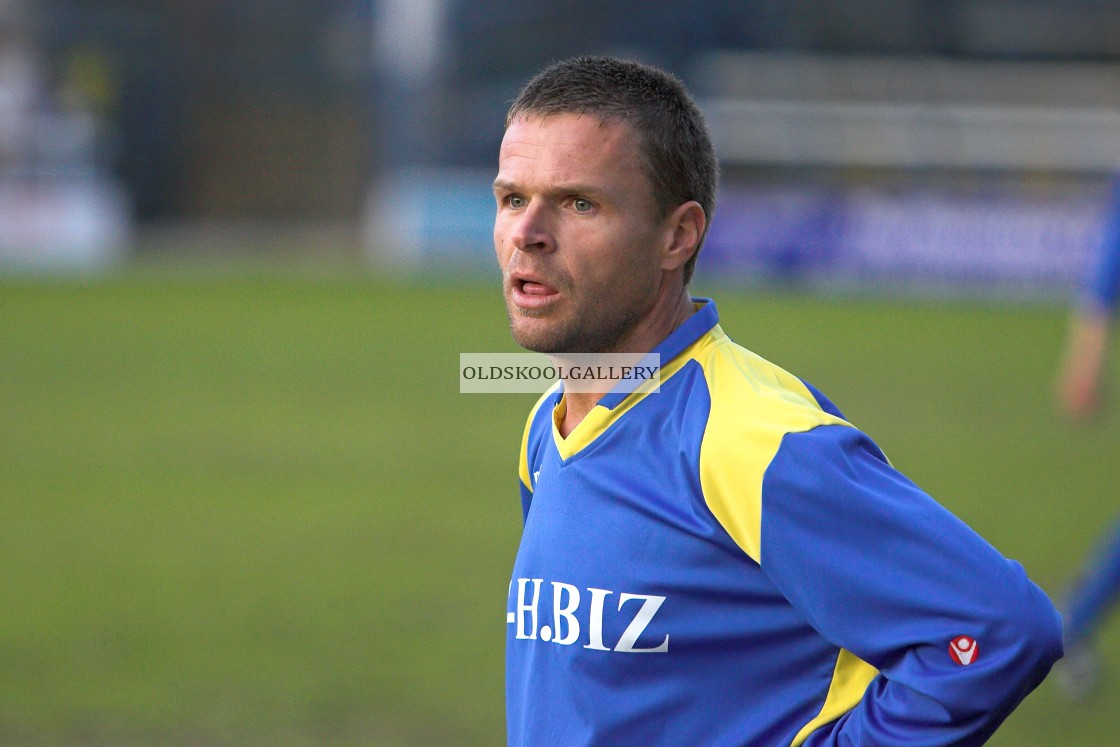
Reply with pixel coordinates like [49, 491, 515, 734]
[659, 201, 706, 272]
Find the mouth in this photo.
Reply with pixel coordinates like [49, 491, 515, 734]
[509, 271, 561, 310]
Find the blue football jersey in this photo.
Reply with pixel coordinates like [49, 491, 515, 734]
[1082, 171, 1120, 313]
[505, 299, 1062, 746]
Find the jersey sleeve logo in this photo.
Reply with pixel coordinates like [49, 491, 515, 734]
[949, 635, 979, 665]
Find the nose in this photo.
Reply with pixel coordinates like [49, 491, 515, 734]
[507, 201, 554, 254]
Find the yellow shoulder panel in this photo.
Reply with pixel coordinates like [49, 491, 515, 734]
[697, 335, 848, 564]
[696, 332, 878, 744]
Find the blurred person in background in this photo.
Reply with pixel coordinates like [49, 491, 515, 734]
[497, 55, 1062, 746]
[1055, 169, 1120, 700]
[1057, 171, 1120, 420]
[0, 0, 114, 179]
[0, 0, 41, 173]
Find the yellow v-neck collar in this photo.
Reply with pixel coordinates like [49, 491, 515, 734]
[550, 320, 726, 461]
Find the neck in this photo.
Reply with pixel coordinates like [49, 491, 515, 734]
[556, 289, 695, 437]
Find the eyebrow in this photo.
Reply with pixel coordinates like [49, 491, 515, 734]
[492, 178, 604, 198]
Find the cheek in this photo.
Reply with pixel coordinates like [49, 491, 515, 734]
[615, 229, 664, 280]
[579, 247, 650, 301]
[493, 222, 511, 265]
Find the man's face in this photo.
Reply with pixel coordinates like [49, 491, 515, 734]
[493, 113, 666, 354]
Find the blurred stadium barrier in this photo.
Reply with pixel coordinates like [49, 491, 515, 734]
[692, 52, 1120, 295]
[0, 177, 130, 270]
[362, 167, 495, 272]
[696, 52, 1120, 173]
[369, 51, 1118, 298]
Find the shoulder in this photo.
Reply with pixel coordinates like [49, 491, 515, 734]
[693, 333, 848, 439]
[692, 333, 852, 562]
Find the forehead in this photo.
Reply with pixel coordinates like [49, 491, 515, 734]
[497, 113, 646, 186]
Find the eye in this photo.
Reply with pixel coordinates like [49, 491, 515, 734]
[572, 198, 593, 213]
[505, 194, 527, 209]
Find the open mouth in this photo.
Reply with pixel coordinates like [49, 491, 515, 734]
[511, 273, 561, 309]
[518, 279, 557, 296]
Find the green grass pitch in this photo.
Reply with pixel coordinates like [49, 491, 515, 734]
[1, 267, 1118, 745]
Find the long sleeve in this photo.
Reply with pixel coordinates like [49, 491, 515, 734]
[760, 424, 1063, 746]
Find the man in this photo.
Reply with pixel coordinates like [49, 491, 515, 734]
[1054, 169, 1120, 698]
[1056, 170, 1120, 419]
[495, 55, 1062, 746]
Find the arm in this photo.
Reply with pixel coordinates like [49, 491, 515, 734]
[1056, 309, 1110, 420]
[761, 425, 1063, 746]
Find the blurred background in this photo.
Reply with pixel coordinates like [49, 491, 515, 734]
[2, 0, 1118, 285]
[2, 1, 1120, 745]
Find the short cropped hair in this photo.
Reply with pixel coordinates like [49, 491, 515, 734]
[506, 55, 718, 284]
